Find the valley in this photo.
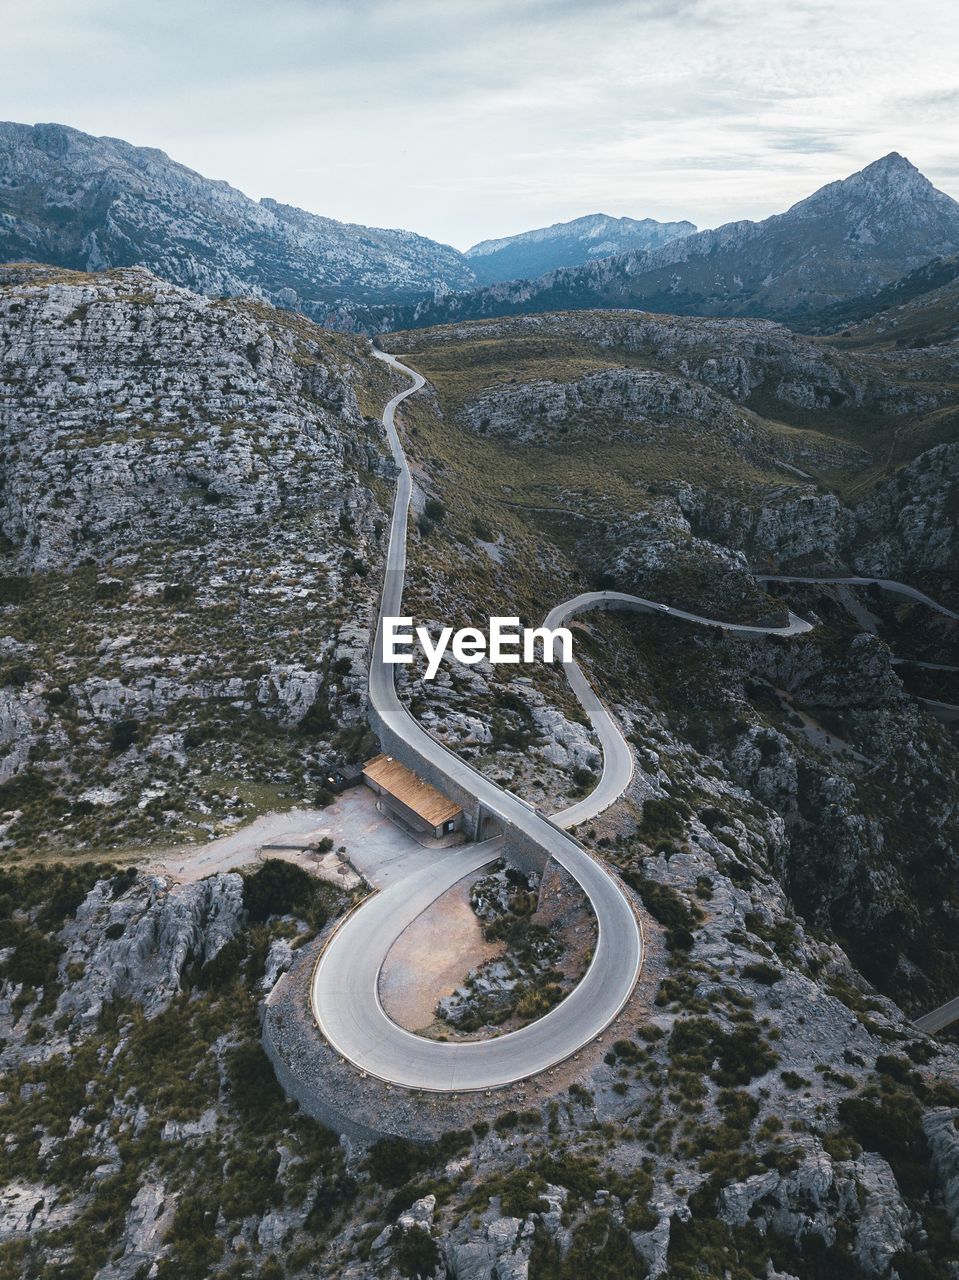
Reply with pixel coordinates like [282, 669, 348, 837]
[1, 127, 958, 1280]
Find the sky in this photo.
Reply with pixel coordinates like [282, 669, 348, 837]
[3, 0, 958, 249]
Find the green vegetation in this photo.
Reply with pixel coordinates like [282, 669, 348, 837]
[530, 1212, 648, 1279]
[0, 862, 359, 1280]
[391, 1224, 442, 1279]
[242, 858, 324, 925]
[669, 1016, 779, 1086]
[621, 871, 703, 951]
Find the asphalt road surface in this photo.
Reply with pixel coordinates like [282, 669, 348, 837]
[756, 574, 959, 622]
[915, 997, 959, 1035]
[309, 353, 825, 1091]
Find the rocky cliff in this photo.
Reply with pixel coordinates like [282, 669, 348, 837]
[0, 122, 475, 318]
[0, 245, 957, 1279]
[0, 264, 389, 852]
[3, 742, 957, 1278]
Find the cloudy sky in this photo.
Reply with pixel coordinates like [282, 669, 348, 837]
[4, 0, 958, 248]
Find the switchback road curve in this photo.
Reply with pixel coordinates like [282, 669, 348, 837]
[308, 352, 817, 1091]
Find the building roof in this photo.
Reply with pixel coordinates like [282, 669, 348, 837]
[362, 754, 462, 828]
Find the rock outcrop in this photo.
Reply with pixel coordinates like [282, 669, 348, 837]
[0, 265, 389, 850]
[58, 872, 245, 1021]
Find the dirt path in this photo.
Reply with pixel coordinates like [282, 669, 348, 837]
[144, 807, 332, 882]
[378, 869, 505, 1033]
[143, 788, 423, 889]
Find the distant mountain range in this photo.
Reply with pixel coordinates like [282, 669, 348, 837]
[0, 122, 691, 321]
[394, 154, 959, 332]
[0, 122, 473, 321]
[2, 125, 959, 338]
[464, 213, 695, 284]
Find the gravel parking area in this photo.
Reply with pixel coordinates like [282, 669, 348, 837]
[147, 786, 430, 888]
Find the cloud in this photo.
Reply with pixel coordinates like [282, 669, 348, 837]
[2, 0, 957, 246]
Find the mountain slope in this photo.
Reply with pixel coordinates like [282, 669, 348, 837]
[0, 121, 476, 320]
[0, 263, 388, 850]
[809, 253, 959, 345]
[2, 279, 959, 1280]
[464, 212, 695, 284]
[382, 308, 959, 1009]
[390, 154, 959, 329]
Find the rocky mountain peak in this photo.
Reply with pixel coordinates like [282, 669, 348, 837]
[787, 150, 956, 225]
[395, 153, 959, 329]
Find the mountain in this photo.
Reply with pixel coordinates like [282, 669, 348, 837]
[0, 261, 387, 846]
[464, 212, 695, 284]
[388, 153, 959, 330]
[808, 252, 959, 344]
[0, 121, 476, 320]
[4, 266, 959, 1280]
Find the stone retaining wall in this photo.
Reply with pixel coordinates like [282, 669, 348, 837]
[261, 936, 393, 1146]
[260, 926, 567, 1145]
[368, 705, 550, 878]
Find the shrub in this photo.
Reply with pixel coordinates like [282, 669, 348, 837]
[366, 1137, 428, 1188]
[780, 1070, 809, 1090]
[838, 1091, 934, 1198]
[110, 718, 138, 752]
[482, 1169, 549, 1217]
[1, 662, 33, 687]
[94, 580, 126, 602]
[640, 796, 687, 840]
[196, 936, 246, 990]
[424, 497, 445, 522]
[875, 1055, 921, 1087]
[434, 1128, 473, 1161]
[4, 927, 63, 987]
[299, 696, 333, 734]
[227, 1042, 284, 1124]
[742, 962, 783, 985]
[156, 1194, 224, 1279]
[0, 575, 31, 605]
[670, 1018, 777, 1085]
[714, 1026, 778, 1086]
[243, 858, 316, 923]
[622, 872, 703, 951]
[392, 1224, 441, 1280]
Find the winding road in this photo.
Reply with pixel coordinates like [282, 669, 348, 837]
[308, 353, 821, 1091]
[755, 575, 959, 622]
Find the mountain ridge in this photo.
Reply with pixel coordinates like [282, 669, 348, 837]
[387, 152, 959, 331]
[464, 211, 696, 283]
[0, 120, 476, 320]
[0, 121, 700, 322]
